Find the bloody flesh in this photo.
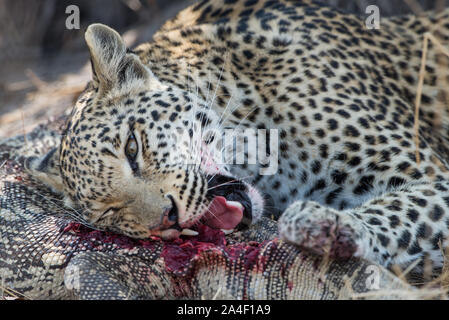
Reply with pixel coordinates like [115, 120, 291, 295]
[63, 222, 270, 274]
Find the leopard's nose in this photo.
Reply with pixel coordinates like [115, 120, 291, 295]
[157, 194, 183, 230]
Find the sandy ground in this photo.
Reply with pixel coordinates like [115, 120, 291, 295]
[0, 0, 195, 139]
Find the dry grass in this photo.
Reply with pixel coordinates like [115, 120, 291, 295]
[413, 32, 449, 165]
[0, 278, 28, 300]
[0, 287, 24, 300]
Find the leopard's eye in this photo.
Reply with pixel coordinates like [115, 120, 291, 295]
[125, 134, 138, 160]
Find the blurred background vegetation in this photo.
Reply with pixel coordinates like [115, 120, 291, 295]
[0, 0, 447, 138]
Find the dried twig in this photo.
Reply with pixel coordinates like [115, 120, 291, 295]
[391, 258, 422, 283]
[21, 109, 28, 149]
[413, 33, 429, 165]
[25, 68, 47, 91]
[404, 0, 426, 16]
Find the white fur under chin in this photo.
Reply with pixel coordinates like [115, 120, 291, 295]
[246, 183, 265, 223]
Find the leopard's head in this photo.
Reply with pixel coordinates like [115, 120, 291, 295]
[26, 24, 264, 239]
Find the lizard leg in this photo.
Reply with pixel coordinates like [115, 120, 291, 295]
[278, 181, 449, 269]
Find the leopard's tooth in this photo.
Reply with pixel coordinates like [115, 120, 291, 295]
[226, 201, 244, 210]
[221, 229, 234, 235]
[181, 228, 199, 236]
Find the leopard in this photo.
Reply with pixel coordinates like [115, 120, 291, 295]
[24, 0, 449, 278]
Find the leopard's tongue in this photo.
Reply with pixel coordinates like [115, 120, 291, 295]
[202, 196, 243, 229]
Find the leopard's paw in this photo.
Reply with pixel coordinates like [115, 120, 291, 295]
[278, 201, 360, 259]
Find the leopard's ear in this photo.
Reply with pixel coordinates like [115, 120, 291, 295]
[25, 147, 64, 193]
[85, 24, 153, 95]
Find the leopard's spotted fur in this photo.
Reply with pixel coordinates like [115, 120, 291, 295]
[25, 0, 449, 278]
